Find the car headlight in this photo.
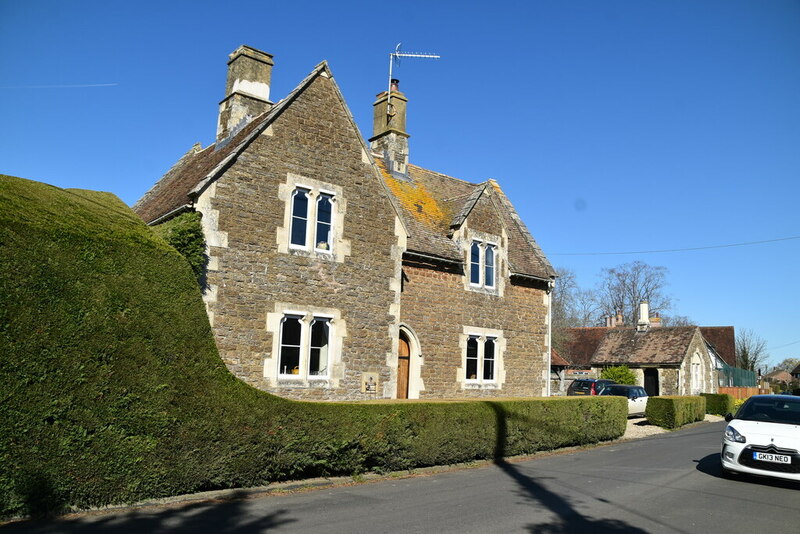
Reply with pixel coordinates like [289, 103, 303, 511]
[724, 425, 746, 443]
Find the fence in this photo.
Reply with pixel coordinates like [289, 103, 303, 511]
[718, 364, 757, 387]
[718, 386, 771, 400]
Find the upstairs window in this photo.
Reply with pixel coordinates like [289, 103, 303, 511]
[469, 240, 498, 289]
[290, 188, 310, 247]
[484, 245, 496, 289]
[470, 242, 481, 285]
[315, 194, 333, 251]
[289, 187, 335, 253]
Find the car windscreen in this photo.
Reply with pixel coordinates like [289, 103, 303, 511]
[736, 398, 800, 425]
[599, 386, 627, 396]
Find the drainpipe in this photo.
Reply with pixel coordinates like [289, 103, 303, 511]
[546, 278, 554, 396]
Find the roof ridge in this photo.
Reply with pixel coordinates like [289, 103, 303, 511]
[406, 162, 478, 186]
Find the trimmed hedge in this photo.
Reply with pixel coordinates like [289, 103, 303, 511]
[151, 211, 207, 284]
[700, 393, 734, 416]
[645, 396, 706, 429]
[0, 176, 628, 519]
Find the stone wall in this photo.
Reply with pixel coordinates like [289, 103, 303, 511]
[199, 72, 401, 400]
[400, 258, 550, 398]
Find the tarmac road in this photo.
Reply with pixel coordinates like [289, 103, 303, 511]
[5, 421, 799, 533]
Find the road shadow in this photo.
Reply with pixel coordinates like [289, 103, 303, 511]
[485, 402, 648, 533]
[694, 453, 800, 490]
[1, 491, 296, 533]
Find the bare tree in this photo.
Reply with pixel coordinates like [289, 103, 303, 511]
[594, 261, 672, 326]
[770, 357, 799, 374]
[551, 267, 602, 353]
[735, 328, 769, 372]
[661, 314, 695, 327]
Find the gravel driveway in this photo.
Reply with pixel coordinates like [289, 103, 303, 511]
[623, 413, 724, 439]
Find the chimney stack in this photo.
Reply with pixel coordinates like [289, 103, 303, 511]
[217, 45, 274, 143]
[369, 79, 409, 175]
[636, 301, 651, 332]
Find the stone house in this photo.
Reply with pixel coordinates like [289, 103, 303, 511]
[133, 45, 556, 401]
[562, 303, 722, 396]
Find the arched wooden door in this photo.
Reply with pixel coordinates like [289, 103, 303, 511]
[397, 333, 411, 399]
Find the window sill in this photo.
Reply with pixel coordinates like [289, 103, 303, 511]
[276, 378, 333, 388]
[464, 382, 500, 390]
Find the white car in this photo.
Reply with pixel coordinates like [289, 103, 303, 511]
[598, 385, 649, 416]
[721, 394, 800, 482]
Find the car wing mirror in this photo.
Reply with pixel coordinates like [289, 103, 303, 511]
[724, 413, 733, 422]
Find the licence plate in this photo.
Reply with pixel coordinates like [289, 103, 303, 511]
[753, 452, 791, 464]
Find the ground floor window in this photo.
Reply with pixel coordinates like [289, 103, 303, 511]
[278, 314, 332, 379]
[462, 328, 503, 387]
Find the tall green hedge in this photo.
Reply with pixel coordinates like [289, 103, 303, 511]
[645, 396, 706, 429]
[0, 176, 626, 519]
[700, 393, 734, 416]
[151, 211, 207, 284]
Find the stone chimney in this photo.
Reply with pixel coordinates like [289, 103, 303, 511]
[650, 312, 662, 328]
[636, 301, 651, 332]
[369, 79, 409, 175]
[217, 45, 274, 143]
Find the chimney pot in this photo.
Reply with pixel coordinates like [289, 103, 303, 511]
[636, 301, 651, 332]
[216, 45, 274, 143]
[370, 78, 409, 175]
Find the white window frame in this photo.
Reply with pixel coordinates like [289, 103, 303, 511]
[277, 312, 334, 380]
[464, 332, 501, 386]
[314, 192, 335, 253]
[289, 186, 335, 254]
[469, 240, 498, 289]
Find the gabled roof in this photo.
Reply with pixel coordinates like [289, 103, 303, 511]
[551, 348, 570, 367]
[133, 57, 554, 281]
[561, 327, 609, 367]
[699, 326, 736, 367]
[134, 61, 406, 231]
[764, 370, 792, 383]
[792, 363, 800, 376]
[376, 159, 555, 280]
[133, 63, 331, 224]
[591, 327, 702, 366]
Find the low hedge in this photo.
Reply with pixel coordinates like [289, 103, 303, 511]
[700, 393, 734, 416]
[645, 396, 706, 429]
[0, 176, 628, 519]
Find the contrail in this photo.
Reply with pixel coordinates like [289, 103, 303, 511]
[0, 83, 119, 89]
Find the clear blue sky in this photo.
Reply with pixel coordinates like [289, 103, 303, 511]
[2, 1, 798, 369]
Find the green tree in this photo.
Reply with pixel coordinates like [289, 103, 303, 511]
[601, 365, 637, 385]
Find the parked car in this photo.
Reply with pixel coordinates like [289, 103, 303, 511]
[720, 394, 800, 482]
[567, 379, 615, 396]
[598, 384, 649, 416]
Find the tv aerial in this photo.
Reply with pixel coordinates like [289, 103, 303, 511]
[386, 43, 440, 114]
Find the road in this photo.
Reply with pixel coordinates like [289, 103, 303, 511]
[5, 421, 798, 533]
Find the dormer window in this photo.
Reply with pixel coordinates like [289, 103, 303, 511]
[469, 240, 497, 289]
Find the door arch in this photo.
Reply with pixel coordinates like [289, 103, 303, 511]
[397, 331, 411, 399]
[397, 326, 422, 399]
